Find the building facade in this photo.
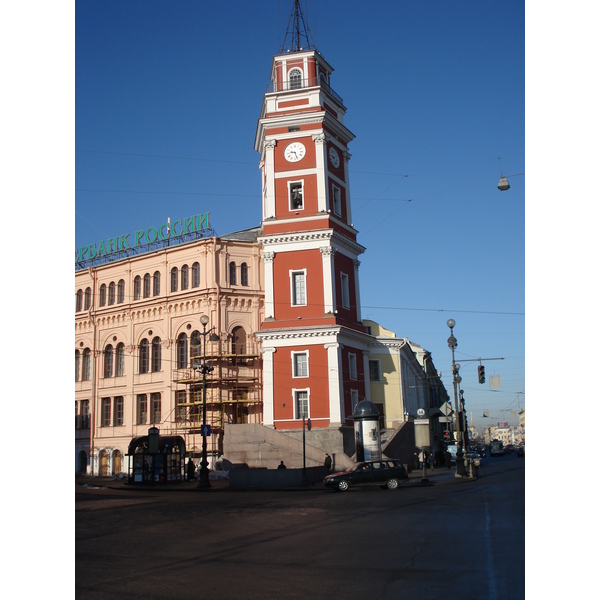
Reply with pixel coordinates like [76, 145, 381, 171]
[75, 3, 452, 474]
[255, 45, 373, 438]
[75, 230, 264, 475]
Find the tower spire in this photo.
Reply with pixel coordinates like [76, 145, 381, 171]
[281, 0, 316, 52]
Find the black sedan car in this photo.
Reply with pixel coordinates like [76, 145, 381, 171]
[323, 459, 408, 491]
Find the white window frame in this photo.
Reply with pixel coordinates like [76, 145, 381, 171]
[369, 359, 382, 382]
[350, 389, 359, 415]
[349, 353, 357, 380]
[340, 272, 350, 309]
[292, 351, 309, 378]
[293, 388, 310, 419]
[288, 67, 303, 90]
[290, 269, 307, 306]
[288, 180, 304, 211]
[332, 184, 341, 216]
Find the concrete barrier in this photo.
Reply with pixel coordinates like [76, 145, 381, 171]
[229, 466, 328, 489]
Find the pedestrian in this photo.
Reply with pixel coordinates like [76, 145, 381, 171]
[324, 453, 332, 472]
[444, 450, 451, 469]
[277, 460, 287, 469]
[427, 452, 434, 470]
[187, 458, 196, 481]
[418, 449, 424, 469]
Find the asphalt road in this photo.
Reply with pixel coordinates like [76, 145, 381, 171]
[76, 454, 524, 599]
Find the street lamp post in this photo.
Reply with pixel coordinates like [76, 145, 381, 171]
[447, 319, 467, 477]
[196, 314, 220, 490]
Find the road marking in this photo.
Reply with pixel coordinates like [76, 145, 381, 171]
[485, 500, 498, 600]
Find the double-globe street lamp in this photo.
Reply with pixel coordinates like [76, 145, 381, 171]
[447, 319, 467, 477]
[192, 314, 220, 489]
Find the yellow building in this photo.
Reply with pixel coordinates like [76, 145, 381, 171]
[364, 320, 449, 450]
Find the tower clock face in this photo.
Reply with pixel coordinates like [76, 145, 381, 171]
[329, 146, 340, 168]
[284, 142, 306, 162]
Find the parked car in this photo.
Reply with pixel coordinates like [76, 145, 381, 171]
[323, 459, 408, 492]
[516, 445, 525, 457]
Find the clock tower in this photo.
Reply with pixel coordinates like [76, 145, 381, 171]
[255, 1, 371, 433]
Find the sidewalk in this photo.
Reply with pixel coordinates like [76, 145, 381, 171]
[406, 465, 479, 486]
[76, 466, 476, 493]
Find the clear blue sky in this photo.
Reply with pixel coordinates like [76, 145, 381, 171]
[74, 0, 525, 430]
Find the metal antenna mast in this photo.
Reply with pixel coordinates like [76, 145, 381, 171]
[282, 0, 316, 52]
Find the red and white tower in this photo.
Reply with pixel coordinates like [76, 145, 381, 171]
[255, 2, 371, 433]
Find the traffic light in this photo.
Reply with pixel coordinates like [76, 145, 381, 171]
[444, 430, 450, 442]
[478, 364, 485, 384]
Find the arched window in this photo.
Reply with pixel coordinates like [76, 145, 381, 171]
[152, 337, 162, 372]
[104, 344, 114, 378]
[153, 271, 160, 296]
[82, 349, 91, 381]
[76, 290, 83, 312]
[139, 339, 149, 374]
[192, 262, 200, 288]
[116, 343, 125, 376]
[117, 280, 125, 303]
[75, 350, 80, 382]
[143, 273, 151, 298]
[134, 276, 141, 300]
[108, 282, 115, 305]
[177, 333, 188, 369]
[99, 284, 107, 307]
[232, 326, 246, 355]
[289, 68, 302, 89]
[229, 261, 237, 285]
[241, 263, 248, 286]
[84, 287, 91, 310]
[171, 267, 178, 292]
[190, 330, 202, 360]
[181, 264, 189, 290]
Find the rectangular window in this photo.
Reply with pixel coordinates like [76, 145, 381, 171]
[116, 345, 125, 377]
[176, 391, 187, 423]
[114, 396, 124, 426]
[181, 266, 188, 290]
[291, 270, 307, 306]
[151, 392, 161, 424]
[369, 360, 381, 382]
[289, 181, 304, 210]
[81, 400, 89, 428]
[292, 351, 308, 377]
[350, 389, 359, 415]
[192, 263, 200, 288]
[101, 398, 111, 427]
[349, 353, 357, 380]
[340, 272, 350, 309]
[295, 390, 309, 419]
[332, 184, 341, 216]
[137, 394, 147, 425]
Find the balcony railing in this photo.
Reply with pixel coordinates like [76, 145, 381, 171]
[266, 76, 344, 106]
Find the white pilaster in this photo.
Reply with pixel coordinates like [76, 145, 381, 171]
[320, 246, 336, 314]
[343, 149, 353, 226]
[326, 342, 344, 425]
[353, 259, 362, 322]
[262, 252, 275, 318]
[261, 347, 276, 426]
[313, 133, 327, 212]
[362, 349, 371, 402]
[263, 140, 276, 219]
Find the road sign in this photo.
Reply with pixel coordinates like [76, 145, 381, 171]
[201, 424, 211, 437]
[440, 401, 453, 416]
